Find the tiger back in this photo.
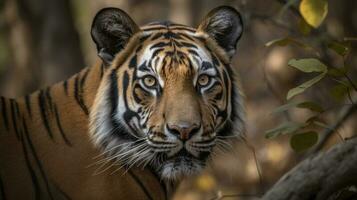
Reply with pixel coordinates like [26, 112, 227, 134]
[0, 6, 245, 200]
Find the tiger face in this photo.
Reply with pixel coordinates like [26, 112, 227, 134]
[90, 6, 245, 180]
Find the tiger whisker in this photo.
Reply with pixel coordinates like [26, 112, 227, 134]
[109, 122, 142, 140]
[92, 138, 146, 159]
[216, 138, 233, 149]
[110, 147, 152, 175]
[111, 143, 151, 168]
[89, 142, 147, 167]
[139, 154, 156, 170]
[215, 140, 233, 154]
[124, 148, 152, 174]
[217, 135, 240, 139]
[92, 159, 116, 176]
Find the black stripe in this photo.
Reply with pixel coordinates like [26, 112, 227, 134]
[136, 44, 143, 53]
[201, 61, 214, 70]
[147, 168, 168, 200]
[188, 49, 199, 57]
[142, 27, 166, 31]
[45, 87, 54, 112]
[38, 90, 54, 140]
[170, 27, 196, 32]
[22, 119, 54, 200]
[80, 69, 90, 111]
[10, 99, 20, 139]
[151, 32, 163, 40]
[54, 105, 72, 146]
[128, 170, 154, 200]
[181, 42, 198, 49]
[109, 69, 132, 140]
[100, 64, 104, 79]
[129, 55, 137, 69]
[164, 31, 182, 40]
[80, 69, 89, 90]
[122, 72, 141, 136]
[108, 70, 138, 141]
[0, 175, 6, 200]
[152, 48, 164, 57]
[20, 127, 42, 200]
[138, 62, 151, 72]
[140, 35, 151, 43]
[225, 64, 238, 121]
[25, 95, 32, 118]
[74, 74, 89, 115]
[178, 33, 195, 41]
[161, 181, 168, 200]
[109, 69, 119, 118]
[53, 182, 72, 200]
[63, 80, 69, 96]
[0, 97, 9, 130]
[150, 42, 169, 49]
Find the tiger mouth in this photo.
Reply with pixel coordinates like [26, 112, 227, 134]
[165, 148, 211, 162]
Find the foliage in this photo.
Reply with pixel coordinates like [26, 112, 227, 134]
[299, 0, 328, 28]
[290, 131, 318, 152]
[264, 0, 357, 153]
[286, 58, 327, 100]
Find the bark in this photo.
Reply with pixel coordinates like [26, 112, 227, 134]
[262, 137, 357, 200]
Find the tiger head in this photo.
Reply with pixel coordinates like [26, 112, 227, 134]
[89, 6, 245, 180]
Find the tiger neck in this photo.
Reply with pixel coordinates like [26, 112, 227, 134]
[0, 60, 104, 138]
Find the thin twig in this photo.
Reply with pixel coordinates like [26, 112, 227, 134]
[310, 103, 357, 154]
[240, 135, 264, 195]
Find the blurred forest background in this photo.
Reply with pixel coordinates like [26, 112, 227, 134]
[0, 0, 356, 199]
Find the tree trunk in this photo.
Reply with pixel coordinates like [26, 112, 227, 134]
[1, 0, 84, 97]
[262, 137, 357, 200]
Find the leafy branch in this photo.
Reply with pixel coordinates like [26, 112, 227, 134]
[263, 0, 357, 153]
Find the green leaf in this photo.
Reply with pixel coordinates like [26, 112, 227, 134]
[286, 58, 328, 99]
[265, 122, 305, 139]
[271, 102, 301, 114]
[299, 0, 328, 28]
[298, 18, 312, 35]
[287, 72, 326, 99]
[330, 83, 351, 101]
[265, 38, 320, 56]
[288, 58, 327, 73]
[327, 41, 349, 56]
[290, 131, 319, 152]
[328, 68, 346, 77]
[297, 101, 324, 112]
[272, 101, 324, 114]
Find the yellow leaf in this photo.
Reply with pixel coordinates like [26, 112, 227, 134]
[299, 0, 328, 28]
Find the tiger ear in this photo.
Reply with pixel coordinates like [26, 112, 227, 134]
[197, 6, 243, 58]
[91, 8, 140, 65]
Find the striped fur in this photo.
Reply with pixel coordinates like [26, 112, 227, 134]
[0, 6, 244, 200]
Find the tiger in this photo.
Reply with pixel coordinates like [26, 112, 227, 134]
[0, 5, 245, 200]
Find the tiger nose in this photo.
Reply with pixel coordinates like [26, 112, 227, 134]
[167, 123, 201, 141]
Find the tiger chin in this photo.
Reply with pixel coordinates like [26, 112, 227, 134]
[0, 5, 245, 199]
[89, 6, 245, 181]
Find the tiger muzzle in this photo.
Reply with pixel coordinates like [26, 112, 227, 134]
[166, 123, 201, 141]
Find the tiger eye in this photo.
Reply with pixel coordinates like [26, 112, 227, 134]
[143, 76, 157, 87]
[198, 75, 210, 87]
